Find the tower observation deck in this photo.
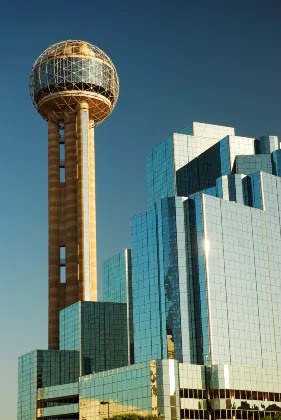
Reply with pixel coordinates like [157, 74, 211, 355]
[30, 40, 119, 349]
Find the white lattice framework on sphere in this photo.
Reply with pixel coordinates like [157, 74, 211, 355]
[30, 40, 119, 125]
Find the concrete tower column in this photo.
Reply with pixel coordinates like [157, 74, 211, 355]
[48, 120, 60, 350]
[77, 102, 97, 301]
[64, 116, 79, 308]
[88, 123, 97, 301]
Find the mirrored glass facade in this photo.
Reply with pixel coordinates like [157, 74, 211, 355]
[103, 250, 130, 303]
[186, 191, 281, 367]
[131, 197, 193, 364]
[259, 135, 279, 154]
[234, 154, 273, 175]
[176, 135, 258, 197]
[272, 149, 281, 176]
[37, 382, 79, 419]
[18, 350, 79, 420]
[79, 359, 180, 420]
[60, 301, 129, 375]
[133, 169, 281, 369]
[103, 249, 134, 363]
[147, 134, 175, 210]
[147, 123, 235, 209]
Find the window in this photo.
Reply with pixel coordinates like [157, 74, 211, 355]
[60, 167, 65, 182]
[246, 391, 252, 400]
[60, 266, 66, 283]
[235, 390, 240, 399]
[252, 391, 257, 400]
[59, 139, 65, 183]
[60, 246, 66, 266]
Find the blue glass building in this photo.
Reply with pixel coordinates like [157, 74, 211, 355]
[19, 122, 281, 420]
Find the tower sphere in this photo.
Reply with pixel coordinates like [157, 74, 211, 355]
[30, 40, 119, 125]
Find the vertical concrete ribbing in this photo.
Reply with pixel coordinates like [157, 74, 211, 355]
[77, 103, 97, 301]
[48, 120, 60, 350]
[64, 117, 79, 307]
[77, 106, 84, 299]
[88, 123, 97, 300]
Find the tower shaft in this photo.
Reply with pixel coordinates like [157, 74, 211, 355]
[48, 102, 97, 350]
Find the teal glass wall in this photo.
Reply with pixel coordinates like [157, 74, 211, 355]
[258, 135, 279, 154]
[18, 351, 36, 420]
[175, 135, 268, 198]
[272, 149, 281, 176]
[244, 172, 263, 209]
[37, 383, 79, 419]
[103, 250, 128, 303]
[103, 249, 134, 363]
[176, 142, 222, 197]
[131, 209, 161, 361]
[131, 197, 193, 364]
[184, 195, 210, 365]
[177, 123, 193, 135]
[60, 301, 129, 375]
[147, 135, 175, 210]
[216, 174, 245, 204]
[147, 124, 239, 210]
[176, 136, 234, 198]
[254, 172, 281, 366]
[176, 137, 281, 202]
[18, 350, 79, 420]
[79, 359, 180, 420]
[234, 154, 272, 175]
[186, 187, 281, 368]
[220, 136, 231, 176]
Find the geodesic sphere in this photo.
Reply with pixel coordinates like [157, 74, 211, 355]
[30, 40, 119, 125]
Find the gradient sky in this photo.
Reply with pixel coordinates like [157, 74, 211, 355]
[1, 0, 281, 417]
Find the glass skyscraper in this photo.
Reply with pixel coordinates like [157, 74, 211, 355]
[19, 121, 281, 420]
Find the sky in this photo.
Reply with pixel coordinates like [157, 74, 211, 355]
[1, 0, 281, 417]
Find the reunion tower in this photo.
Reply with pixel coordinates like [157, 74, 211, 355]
[30, 40, 119, 350]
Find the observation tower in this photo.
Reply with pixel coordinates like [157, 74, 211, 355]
[30, 40, 119, 349]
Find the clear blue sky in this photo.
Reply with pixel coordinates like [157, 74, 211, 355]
[1, 0, 281, 417]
